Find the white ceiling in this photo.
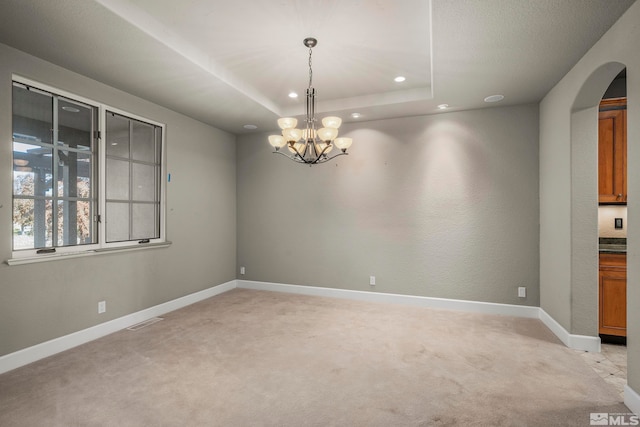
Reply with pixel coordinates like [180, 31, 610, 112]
[0, 0, 635, 134]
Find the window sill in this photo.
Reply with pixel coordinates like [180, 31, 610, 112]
[5, 241, 172, 266]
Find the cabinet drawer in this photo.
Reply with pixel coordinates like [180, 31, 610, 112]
[599, 253, 626, 269]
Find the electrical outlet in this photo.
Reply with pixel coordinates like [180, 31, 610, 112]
[518, 287, 526, 298]
[98, 300, 106, 314]
[615, 218, 623, 229]
[369, 276, 376, 286]
[240, 266, 245, 275]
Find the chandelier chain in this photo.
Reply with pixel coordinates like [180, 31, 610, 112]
[308, 47, 313, 89]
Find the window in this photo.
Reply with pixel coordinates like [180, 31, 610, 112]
[105, 112, 162, 243]
[12, 82, 98, 251]
[11, 78, 166, 260]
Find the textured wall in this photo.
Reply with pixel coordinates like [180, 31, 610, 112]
[570, 107, 599, 336]
[237, 105, 539, 306]
[0, 43, 237, 356]
[539, 0, 640, 396]
[539, 89, 573, 331]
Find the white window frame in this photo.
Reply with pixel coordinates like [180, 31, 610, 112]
[8, 75, 168, 264]
[99, 105, 167, 250]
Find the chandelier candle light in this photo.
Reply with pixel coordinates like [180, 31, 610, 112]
[268, 37, 353, 165]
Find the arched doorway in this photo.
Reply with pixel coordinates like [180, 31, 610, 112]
[569, 61, 626, 337]
[569, 61, 627, 398]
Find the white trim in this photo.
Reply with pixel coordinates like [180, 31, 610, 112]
[13, 74, 102, 109]
[10, 75, 169, 260]
[6, 241, 172, 266]
[239, 281, 603, 352]
[625, 385, 640, 415]
[11, 77, 102, 260]
[538, 308, 601, 352]
[0, 279, 606, 375]
[99, 106, 167, 250]
[0, 280, 237, 375]
[237, 280, 540, 318]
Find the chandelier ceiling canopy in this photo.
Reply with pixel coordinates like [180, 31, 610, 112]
[268, 37, 353, 165]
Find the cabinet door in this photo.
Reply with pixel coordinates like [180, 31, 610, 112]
[599, 268, 626, 336]
[598, 108, 626, 203]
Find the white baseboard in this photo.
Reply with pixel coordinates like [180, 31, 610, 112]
[239, 281, 603, 353]
[0, 279, 606, 375]
[237, 280, 540, 318]
[538, 308, 601, 352]
[626, 385, 640, 416]
[0, 280, 237, 375]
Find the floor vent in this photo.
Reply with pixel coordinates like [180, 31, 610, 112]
[127, 317, 163, 331]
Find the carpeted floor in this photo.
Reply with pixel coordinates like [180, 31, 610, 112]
[0, 289, 629, 426]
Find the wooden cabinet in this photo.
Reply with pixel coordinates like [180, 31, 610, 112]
[598, 98, 627, 204]
[599, 253, 626, 337]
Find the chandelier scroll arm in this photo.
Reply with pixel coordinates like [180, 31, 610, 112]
[315, 151, 348, 164]
[312, 141, 332, 160]
[271, 148, 348, 165]
[273, 149, 306, 163]
[289, 142, 306, 160]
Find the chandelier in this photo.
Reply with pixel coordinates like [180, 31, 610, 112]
[268, 37, 353, 165]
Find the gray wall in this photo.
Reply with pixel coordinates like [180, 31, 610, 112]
[237, 105, 540, 306]
[0, 43, 237, 357]
[539, 0, 640, 396]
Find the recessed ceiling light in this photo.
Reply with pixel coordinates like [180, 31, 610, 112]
[351, 113, 362, 119]
[437, 104, 449, 110]
[394, 76, 406, 83]
[288, 92, 298, 98]
[243, 124, 258, 130]
[62, 106, 80, 113]
[484, 94, 504, 103]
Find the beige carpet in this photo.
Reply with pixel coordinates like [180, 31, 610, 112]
[0, 289, 629, 426]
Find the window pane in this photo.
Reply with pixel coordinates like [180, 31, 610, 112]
[13, 198, 71, 249]
[106, 113, 130, 158]
[12, 196, 53, 250]
[57, 151, 93, 198]
[131, 120, 156, 162]
[37, 199, 53, 248]
[132, 203, 158, 240]
[13, 170, 37, 197]
[13, 143, 53, 196]
[56, 200, 93, 246]
[58, 98, 93, 151]
[12, 84, 53, 145]
[106, 158, 129, 200]
[12, 198, 34, 250]
[132, 163, 157, 202]
[76, 200, 93, 245]
[106, 202, 129, 242]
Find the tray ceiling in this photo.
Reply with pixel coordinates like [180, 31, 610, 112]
[0, 0, 634, 134]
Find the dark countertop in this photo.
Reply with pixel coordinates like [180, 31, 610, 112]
[599, 238, 626, 254]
